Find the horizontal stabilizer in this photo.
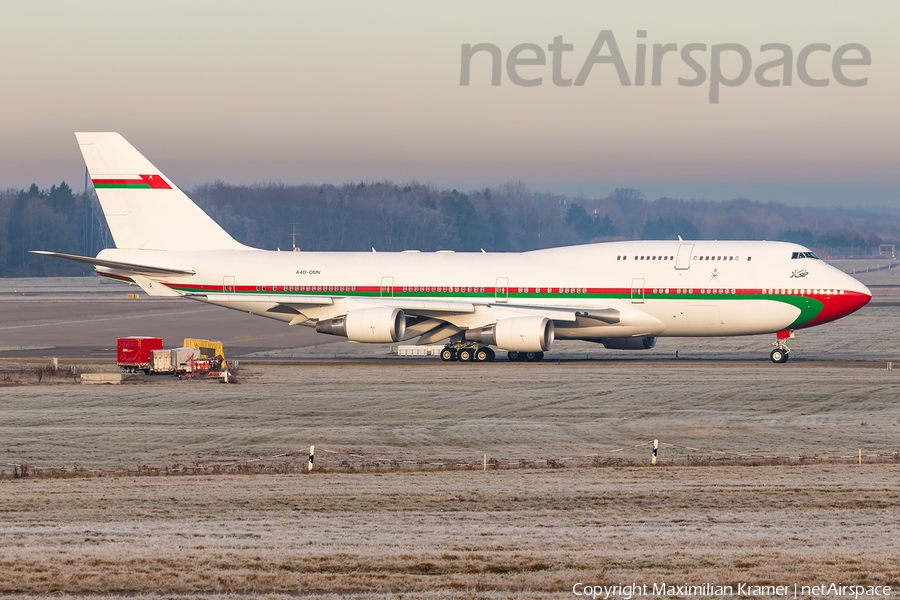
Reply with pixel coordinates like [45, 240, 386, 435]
[30, 251, 195, 276]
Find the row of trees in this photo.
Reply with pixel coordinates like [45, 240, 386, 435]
[0, 183, 111, 276]
[1, 179, 898, 276]
[191, 181, 899, 252]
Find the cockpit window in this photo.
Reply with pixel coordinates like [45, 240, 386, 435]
[791, 251, 819, 260]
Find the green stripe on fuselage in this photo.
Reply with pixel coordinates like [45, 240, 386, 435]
[781, 295, 823, 328]
[100, 273, 133, 283]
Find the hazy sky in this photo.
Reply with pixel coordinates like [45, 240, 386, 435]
[1, 1, 897, 206]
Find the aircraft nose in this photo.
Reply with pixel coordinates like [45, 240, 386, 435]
[835, 272, 871, 317]
[796, 270, 871, 329]
[845, 286, 872, 311]
[841, 272, 872, 303]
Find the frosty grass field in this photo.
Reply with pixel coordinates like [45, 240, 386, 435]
[0, 261, 898, 596]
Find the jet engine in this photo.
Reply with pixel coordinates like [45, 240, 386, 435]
[599, 336, 657, 350]
[316, 307, 406, 343]
[466, 316, 554, 352]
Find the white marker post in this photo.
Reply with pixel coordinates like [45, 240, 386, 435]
[652, 439, 658, 466]
[308, 445, 315, 472]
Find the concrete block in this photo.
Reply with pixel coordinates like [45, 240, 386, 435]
[80, 373, 145, 385]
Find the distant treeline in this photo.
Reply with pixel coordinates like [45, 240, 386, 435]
[3, 180, 899, 277]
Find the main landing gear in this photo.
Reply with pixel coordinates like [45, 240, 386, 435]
[770, 331, 793, 363]
[507, 351, 544, 362]
[440, 344, 495, 363]
[440, 345, 545, 363]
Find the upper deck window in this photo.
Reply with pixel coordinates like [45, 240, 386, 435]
[791, 251, 820, 260]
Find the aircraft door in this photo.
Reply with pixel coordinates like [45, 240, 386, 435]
[675, 244, 694, 269]
[631, 278, 645, 304]
[381, 276, 394, 297]
[223, 275, 235, 292]
[495, 277, 509, 303]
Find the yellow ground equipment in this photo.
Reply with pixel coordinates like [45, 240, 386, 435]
[182, 338, 225, 371]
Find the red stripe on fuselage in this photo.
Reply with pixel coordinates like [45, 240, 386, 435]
[102, 279, 871, 329]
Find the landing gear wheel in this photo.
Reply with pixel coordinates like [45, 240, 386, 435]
[524, 351, 544, 362]
[440, 347, 457, 362]
[770, 349, 789, 364]
[507, 351, 520, 362]
[475, 348, 491, 362]
[458, 348, 474, 362]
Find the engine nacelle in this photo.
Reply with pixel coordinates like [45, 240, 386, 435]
[600, 336, 657, 350]
[316, 307, 406, 343]
[468, 316, 554, 352]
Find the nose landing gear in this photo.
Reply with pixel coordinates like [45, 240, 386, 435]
[770, 330, 793, 363]
[770, 348, 789, 363]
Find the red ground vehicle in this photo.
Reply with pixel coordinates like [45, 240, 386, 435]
[117, 337, 163, 373]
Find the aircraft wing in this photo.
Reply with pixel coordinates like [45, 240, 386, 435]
[353, 297, 592, 322]
[194, 292, 605, 324]
[188, 291, 633, 343]
[187, 292, 334, 307]
[353, 297, 475, 314]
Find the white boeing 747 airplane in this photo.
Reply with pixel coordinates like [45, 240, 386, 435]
[35, 133, 871, 363]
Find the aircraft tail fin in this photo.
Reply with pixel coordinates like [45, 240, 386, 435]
[76, 132, 250, 251]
